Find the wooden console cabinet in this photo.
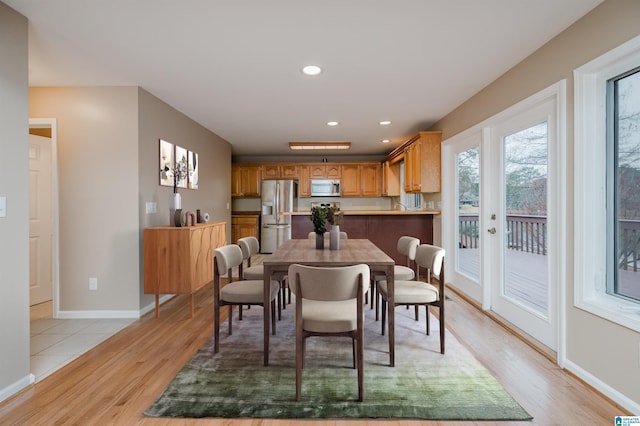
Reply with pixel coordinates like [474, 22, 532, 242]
[144, 222, 226, 318]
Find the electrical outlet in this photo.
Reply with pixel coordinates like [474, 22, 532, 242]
[89, 277, 98, 291]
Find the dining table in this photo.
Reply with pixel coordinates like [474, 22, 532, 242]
[262, 238, 396, 367]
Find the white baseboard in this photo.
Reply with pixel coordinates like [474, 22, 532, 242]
[563, 359, 640, 415]
[56, 310, 140, 319]
[139, 294, 175, 317]
[0, 374, 34, 404]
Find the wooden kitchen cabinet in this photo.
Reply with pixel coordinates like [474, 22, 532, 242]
[231, 164, 261, 197]
[144, 222, 226, 318]
[231, 214, 259, 243]
[340, 163, 381, 197]
[402, 131, 442, 193]
[299, 165, 311, 197]
[262, 163, 299, 179]
[382, 160, 401, 196]
[310, 163, 341, 178]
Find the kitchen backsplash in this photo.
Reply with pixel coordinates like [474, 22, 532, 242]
[232, 197, 393, 212]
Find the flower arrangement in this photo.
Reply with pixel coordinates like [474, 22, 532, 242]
[310, 206, 328, 235]
[172, 161, 188, 193]
[327, 206, 343, 226]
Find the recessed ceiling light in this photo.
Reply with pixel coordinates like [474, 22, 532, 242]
[382, 139, 391, 144]
[379, 120, 392, 125]
[327, 121, 339, 126]
[302, 65, 322, 76]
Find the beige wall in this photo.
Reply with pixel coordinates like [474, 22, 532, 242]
[137, 88, 232, 309]
[30, 87, 141, 313]
[0, 1, 31, 398]
[431, 0, 640, 409]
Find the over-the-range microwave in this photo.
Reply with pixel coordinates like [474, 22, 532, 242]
[310, 179, 341, 197]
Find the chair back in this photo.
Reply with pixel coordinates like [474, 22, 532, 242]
[214, 244, 243, 277]
[397, 236, 420, 260]
[288, 264, 369, 302]
[415, 244, 445, 278]
[238, 236, 260, 260]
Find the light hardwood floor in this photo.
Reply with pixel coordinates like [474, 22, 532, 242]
[1, 282, 627, 425]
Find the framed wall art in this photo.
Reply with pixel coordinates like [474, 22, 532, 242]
[174, 145, 188, 189]
[188, 151, 199, 189]
[159, 139, 174, 187]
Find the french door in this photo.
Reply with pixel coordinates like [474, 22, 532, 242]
[443, 85, 563, 352]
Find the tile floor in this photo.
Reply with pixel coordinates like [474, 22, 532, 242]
[30, 302, 135, 382]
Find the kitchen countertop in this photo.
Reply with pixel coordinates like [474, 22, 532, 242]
[287, 210, 440, 216]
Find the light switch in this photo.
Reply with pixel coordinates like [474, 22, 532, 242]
[0, 196, 6, 218]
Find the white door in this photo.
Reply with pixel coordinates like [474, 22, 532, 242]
[443, 132, 483, 301]
[29, 134, 53, 306]
[487, 98, 558, 351]
[443, 87, 563, 352]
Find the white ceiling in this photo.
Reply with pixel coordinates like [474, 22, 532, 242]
[6, 0, 603, 156]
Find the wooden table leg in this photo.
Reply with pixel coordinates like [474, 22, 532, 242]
[263, 265, 271, 366]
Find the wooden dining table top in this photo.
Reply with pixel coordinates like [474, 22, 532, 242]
[262, 238, 396, 367]
[263, 238, 395, 271]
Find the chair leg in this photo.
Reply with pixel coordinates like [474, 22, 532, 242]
[381, 298, 387, 335]
[414, 305, 419, 320]
[439, 304, 445, 355]
[425, 305, 430, 335]
[228, 305, 233, 335]
[277, 290, 282, 320]
[296, 330, 303, 401]
[239, 304, 243, 320]
[271, 300, 276, 335]
[357, 334, 364, 402]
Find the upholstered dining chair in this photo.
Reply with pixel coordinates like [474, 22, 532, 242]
[238, 236, 287, 315]
[213, 244, 280, 353]
[378, 244, 446, 354]
[371, 236, 420, 316]
[288, 263, 369, 402]
[307, 231, 348, 239]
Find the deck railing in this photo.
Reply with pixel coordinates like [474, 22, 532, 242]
[459, 215, 640, 269]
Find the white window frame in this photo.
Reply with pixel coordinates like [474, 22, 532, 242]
[574, 34, 640, 332]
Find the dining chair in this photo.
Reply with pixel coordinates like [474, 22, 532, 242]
[378, 244, 446, 354]
[238, 236, 287, 315]
[213, 244, 280, 353]
[307, 231, 348, 239]
[371, 236, 420, 317]
[288, 263, 369, 401]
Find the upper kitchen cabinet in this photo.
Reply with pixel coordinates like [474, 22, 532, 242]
[299, 165, 311, 197]
[382, 160, 401, 196]
[231, 164, 262, 198]
[310, 163, 341, 179]
[262, 163, 300, 179]
[399, 131, 442, 193]
[341, 163, 381, 197]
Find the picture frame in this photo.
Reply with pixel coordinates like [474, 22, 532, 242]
[174, 145, 188, 189]
[159, 139, 174, 187]
[188, 151, 199, 189]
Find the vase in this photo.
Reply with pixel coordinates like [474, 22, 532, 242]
[169, 192, 181, 226]
[330, 225, 340, 250]
[315, 233, 324, 249]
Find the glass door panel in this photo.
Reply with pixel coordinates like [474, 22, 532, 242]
[457, 147, 481, 282]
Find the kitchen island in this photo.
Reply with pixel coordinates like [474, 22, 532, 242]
[290, 210, 439, 265]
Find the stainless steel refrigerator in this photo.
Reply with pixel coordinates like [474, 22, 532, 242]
[260, 179, 298, 253]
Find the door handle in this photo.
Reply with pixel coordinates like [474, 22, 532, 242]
[487, 227, 496, 234]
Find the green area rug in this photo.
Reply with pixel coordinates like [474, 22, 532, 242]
[145, 301, 532, 420]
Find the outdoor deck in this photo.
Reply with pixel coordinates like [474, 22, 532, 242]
[457, 247, 639, 314]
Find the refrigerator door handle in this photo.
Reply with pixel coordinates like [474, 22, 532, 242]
[275, 182, 280, 224]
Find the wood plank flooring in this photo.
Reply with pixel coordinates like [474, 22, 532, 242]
[1, 281, 627, 425]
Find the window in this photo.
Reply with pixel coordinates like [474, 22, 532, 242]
[575, 35, 640, 332]
[607, 68, 640, 303]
